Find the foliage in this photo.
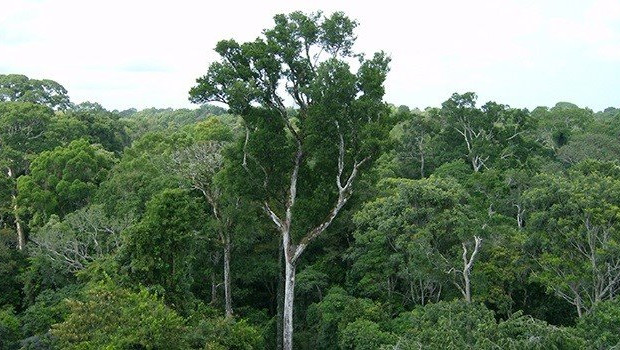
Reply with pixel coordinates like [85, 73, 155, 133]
[387, 301, 584, 350]
[20, 255, 75, 307]
[17, 139, 116, 226]
[338, 319, 397, 350]
[53, 280, 187, 349]
[188, 316, 264, 350]
[440, 92, 537, 172]
[190, 10, 393, 236]
[95, 131, 190, 217]
[3, 14, 620, 350]
[121, 189, 206, 311]
[19, 285, 79, 338]
[576, 299, 620, 349]
[0, 74, 71, 110]
[0, 102, 54, 176]
[524, 160, 620, 316]
[305, 286, 390, 349]
[349, 176, 487, 307]
[50, 102, 130, 154]
[0, 242, 26, 309]
[0, 306, 21, 350]
[121, 104, 228, 139]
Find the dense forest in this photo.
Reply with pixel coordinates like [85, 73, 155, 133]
[2, 11, 620, 350]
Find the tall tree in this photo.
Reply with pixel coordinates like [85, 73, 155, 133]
[441, 93, 534, 172]
[0, 102, 54, 249]
[525, 160, 620, 317]
[190, 11, 391, 349]
[0, 74, 71, 110]
[172, 140, 236, 317]
[398, 107, 444, 178]
[351, 176, 486, 306]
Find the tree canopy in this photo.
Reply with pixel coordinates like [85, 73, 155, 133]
[1, 10, 620, 350]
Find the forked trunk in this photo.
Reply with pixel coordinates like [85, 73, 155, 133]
[463, 268, 472, 303]
[461, 236, 482, 303]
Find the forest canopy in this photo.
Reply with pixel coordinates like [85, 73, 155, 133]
[1, 10, 620, 350]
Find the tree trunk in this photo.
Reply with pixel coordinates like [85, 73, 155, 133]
[575, 297, 583, 318]
[209, 251, 221, 305]
[13, 196, 25, 250]
[283, 258, 296, 350]
[276, 244, 285, 350]
[418, 140, 425, 178]
[223, 235, 233, 318]
[463, 268, 472, 303]
[461, 236, 482, 303]
[515, 204, 524, 230]
[210, 273, 218, 305]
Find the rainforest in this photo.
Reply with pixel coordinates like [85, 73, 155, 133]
[1, 10, 620, 350]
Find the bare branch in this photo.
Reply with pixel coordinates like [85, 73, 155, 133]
[264, 202, 284, 231]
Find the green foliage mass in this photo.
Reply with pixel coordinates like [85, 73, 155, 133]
[2, 10, 620, 350]
[0, 243, 26, 309]
[389, 301, 584, 349]
[52, 280, 187, 349]
[0, 74, 71, 110]
[17, 139, 116, 227]
[0, 306, 21, 350]
[121, 189, 205, 311]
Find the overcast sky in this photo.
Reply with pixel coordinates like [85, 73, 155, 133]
[1, 0, 619, 111]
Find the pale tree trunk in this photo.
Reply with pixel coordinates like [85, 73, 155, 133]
[171, 142, 234, 316]
[575, 296, 583, 318]
[276, 245, 284, 350]
[455, 124, 488, 172]
[461, 236, 482, 303]
[202, 188, 234, 317]
[7, 168, 25, 250]
[471, 155, 488, 173]
[282, 255, 296, 350]
[552, 219, 620, 317]
[13, 197, 25, 250]
[515, 204, 525, 230]
[210, 273, 218, 305]
[445, 236, 482, 303]
[223, 235, 233, 318]
[418, 139, 425, 178]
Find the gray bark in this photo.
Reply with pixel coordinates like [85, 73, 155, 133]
[461, 236, 482, 303]
[14, 198, 25, 250]
[276, 244, 284, 350]
[7, 168, 25, 250]
[223, 236, 233, 317]
[283, 258, 296, 350]
[210, 273, 218, 305]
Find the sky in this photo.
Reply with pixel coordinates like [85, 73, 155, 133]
[1, 0, 619, 112]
